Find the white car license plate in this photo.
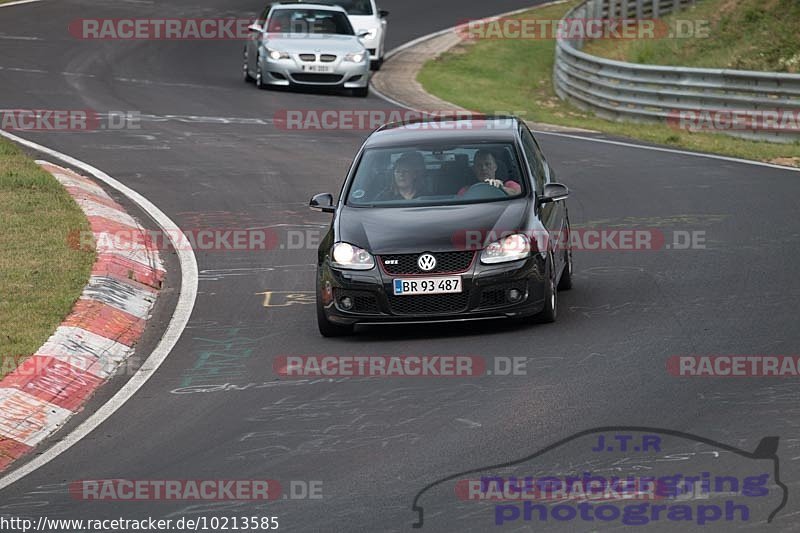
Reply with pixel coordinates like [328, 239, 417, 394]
[302, 65, 332, 73]
[393, 277, 462, 296]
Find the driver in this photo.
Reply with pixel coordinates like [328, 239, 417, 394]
[459, 149, 521, 195]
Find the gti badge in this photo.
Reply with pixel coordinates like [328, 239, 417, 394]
[417, 253, 437, 272]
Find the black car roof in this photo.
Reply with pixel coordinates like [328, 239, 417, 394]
[364, 115, 522, 148]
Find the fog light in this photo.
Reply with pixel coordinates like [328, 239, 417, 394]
[508, 289, 522, 302]
[339, 296, 354, 310]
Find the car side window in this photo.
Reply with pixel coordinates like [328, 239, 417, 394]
[519, 126, 546, 193]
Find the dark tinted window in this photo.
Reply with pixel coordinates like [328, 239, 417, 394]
[311, 0, 374, 15]
[267, 9, 355, 35]
[520, 126, 546, 193]
[346, 143, 526, 206]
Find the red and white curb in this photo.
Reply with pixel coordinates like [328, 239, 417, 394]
[0, 162, 164, 471]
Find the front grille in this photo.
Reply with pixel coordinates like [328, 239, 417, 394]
[334, 289, 379, 314]
[388, 293, 470, 315]
[320, 54, 337, 62]
[380, 251, 475, 275]
[290, 73, 344, 83]
[479, 283, 527, 309]
[299, 54, 316, 62]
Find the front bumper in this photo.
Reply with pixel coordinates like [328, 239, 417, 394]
[318, 252, 548, 326]
[261, 53, 370, 88]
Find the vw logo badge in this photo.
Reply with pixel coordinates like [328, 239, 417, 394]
[417, 253, 437, 272]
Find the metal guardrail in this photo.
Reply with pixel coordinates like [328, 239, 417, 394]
[553, 0, 800, 142]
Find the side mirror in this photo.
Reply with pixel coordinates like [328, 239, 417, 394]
[379, 10, 390, 18]
[357, 30, 370, 38]
[310, 193, 336, 213]
[248, 23, 262, 33]
[538, 183, 569, 205]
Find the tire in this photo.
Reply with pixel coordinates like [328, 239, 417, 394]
[534, 254, 557, 323]
[242, 49, 254, 82]
[256, 69, 268, 90]
[316, 284, 354, 337]
[370, 58, 383, 71]
[353, 86, 369, 98]
[558, 247, 573, 291]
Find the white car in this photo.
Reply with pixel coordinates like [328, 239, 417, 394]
[304, 0, 388, 69]
[243, 3, 371, 96]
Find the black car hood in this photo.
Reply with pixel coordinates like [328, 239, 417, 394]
[338, 199, 529, 255]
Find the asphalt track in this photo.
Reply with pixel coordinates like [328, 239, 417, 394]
[1, 0, 800, 531]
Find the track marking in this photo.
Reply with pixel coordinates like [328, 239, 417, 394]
[0, 130, 198, 491]
[0, 0, 42, 8]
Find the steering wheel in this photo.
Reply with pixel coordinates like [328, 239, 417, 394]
[461, 182, 508, 200]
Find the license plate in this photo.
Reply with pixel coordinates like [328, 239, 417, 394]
[393, 277, 462, 296]
[302, 65, 332, 73]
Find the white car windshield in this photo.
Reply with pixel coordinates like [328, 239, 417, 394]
[347, 143, 526, 207]
[267, 9, 355, 35]
[312, 0, 374, 16]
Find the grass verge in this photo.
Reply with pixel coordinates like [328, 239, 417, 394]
[417, 0, 800, 167]
[0, 138, 95, 379]
[584, 0, 800, 72]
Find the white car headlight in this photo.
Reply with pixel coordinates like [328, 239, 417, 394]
[480, 233, 532, 264]
[344, 52, 366, 63]
[332, 242, 375, 270]
[266, 48, 289, 60]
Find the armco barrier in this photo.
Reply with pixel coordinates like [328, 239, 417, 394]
[553, 0, 800, 142]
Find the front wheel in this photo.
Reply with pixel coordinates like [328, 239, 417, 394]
[534, 254, 557, 323]
[242, 49, 254, 82]
[352, 86, 369, 98]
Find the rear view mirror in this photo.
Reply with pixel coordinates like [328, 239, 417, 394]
[538, 182, 569, 204]
[247, 23, 262, 33]
[310, 192, 336, 213]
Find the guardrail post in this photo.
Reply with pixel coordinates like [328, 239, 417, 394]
[635, 0, 643, 19]
[621, 0, 629, 18]
[652, 0, 660, 18]
[609, 0, 617, 18]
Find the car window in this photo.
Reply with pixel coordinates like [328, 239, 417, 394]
[267, 9, 355, 35]
[520, 126, 546, 193]
[346, 143, 526, 206]
[310, 0, 374, 16]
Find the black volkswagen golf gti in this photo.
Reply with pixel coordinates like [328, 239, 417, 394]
[310, 116, 572, 336]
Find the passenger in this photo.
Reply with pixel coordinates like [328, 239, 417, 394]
[375, 152, 426, 201]
[460, 149, 521, 196]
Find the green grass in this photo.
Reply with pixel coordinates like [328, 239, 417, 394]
[418, 1, 800, 167]
[585, 0, 800, 72]
[0, 139, 95, 379]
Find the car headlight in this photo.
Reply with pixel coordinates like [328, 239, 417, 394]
[266, 48, 289, 60]
[344, 52, 366, 63]
[480, 233, 532, 264]
[331, 242, 375, 270]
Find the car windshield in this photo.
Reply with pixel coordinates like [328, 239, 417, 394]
[267, 9, 355, 35]
[346, 142, 526, 207]
[311, 0, 374, 16]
